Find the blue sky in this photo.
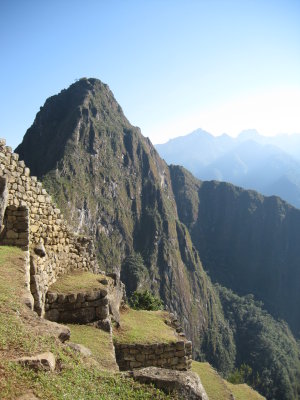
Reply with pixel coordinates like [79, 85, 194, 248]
[1, 0, 300, 150]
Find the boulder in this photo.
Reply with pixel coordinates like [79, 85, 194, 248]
[94, 317, 112, 333]
[17, 352, 56, 372]
[67, 342, 92, 357]
[22, 290, 34, 310]
[41, 319, 71, 342]
[132, 367, 209, 400]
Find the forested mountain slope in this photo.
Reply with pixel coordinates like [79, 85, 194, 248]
[170, 165, 300, 336]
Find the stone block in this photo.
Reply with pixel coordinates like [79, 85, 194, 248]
[5, 229, 18, 239]
[17, 352, 56, 372]
[86, 290, 101, 301]
[175, 341, 185, 350]
[130, 361, 142, 369]
[67, 293, 77, 303]
[45, 308, 59, 322]
[95, 304, 109, 319]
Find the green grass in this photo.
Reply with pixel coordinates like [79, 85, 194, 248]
[192, 361, 232, 400]
[68, 324, 117, 371]
[0, 246, 179, 399]
[192, 361, 265, 400]
[49, 271, 108, 294]
[113, 307, 177, 344]
[224, 382, 266, 400]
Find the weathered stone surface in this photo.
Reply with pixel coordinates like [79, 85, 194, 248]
[0, 176, 8, 229]
[49, 321, 70, 342]
[95, 318, 112, 333]
[17, 352, 56, 372]
[34, 243, 46, 257]
[132, 367, 209, 400]
[67, 342, 92, 357]
[115, 340, 192, 371]
[22, 290, 34, 310]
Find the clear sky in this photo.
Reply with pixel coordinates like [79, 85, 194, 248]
[1, 0, 300, 150]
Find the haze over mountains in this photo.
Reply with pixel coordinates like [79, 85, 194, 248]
[156, 129, 300, 209]
[15, 78, 300, 399]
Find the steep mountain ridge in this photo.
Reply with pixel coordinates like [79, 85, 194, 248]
[169, 165, 300, 336]
[16, 78, 234, 372]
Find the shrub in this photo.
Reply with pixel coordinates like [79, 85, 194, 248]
[129, 290, 163, 311]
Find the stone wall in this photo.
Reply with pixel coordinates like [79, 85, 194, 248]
[45, 287, 109, 324]
[115, 340, 192, 371]
[0, 138, 99, 315]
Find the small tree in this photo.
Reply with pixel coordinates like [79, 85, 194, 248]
[129, 290, 163, 311]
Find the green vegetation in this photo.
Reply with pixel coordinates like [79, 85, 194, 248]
[218, 285, 300, 400]
[68, 324, 117, 370]
[225, 382, 265, 400]
[121, 252, 150, 296]
[192, 361, 265, 400]
[192, 361, 232, 400]
[228, 364, 260, 386]
[113, 308, 176, 344]
[129, 290, 163, 311]
[0, 246, 179, 399]
[49, 271, 107, 294]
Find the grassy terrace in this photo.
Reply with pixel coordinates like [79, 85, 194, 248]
[225, 382, 265, 400]
[49, 271, 109, 294]
[0, 246, 178, 400]
[113, 307, 178, 345]
[68, 324, 117, 371]
[192, 361, 265, 400]
[192, 361, 232, 400]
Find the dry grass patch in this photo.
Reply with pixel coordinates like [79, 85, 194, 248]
[49, 271, 109, 294]
[192, 361, 232, 400]
[113, 307, 177, 345]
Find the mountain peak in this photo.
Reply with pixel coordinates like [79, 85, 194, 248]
[15, 78, 128, 177]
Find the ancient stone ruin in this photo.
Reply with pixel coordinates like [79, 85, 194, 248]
[0, 138, 107, 318]
[0, 138, 193, 373]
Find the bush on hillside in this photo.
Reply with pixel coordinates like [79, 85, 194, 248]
[129, 290, 163, 311]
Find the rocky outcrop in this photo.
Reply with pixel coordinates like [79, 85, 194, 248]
[16, 352, 56, 372]
[132, 367, 209, 400]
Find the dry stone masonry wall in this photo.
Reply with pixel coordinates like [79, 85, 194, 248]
[0, 138, 99, 315]
[45, 287, 109, 324]
[115, 340, 192, 371]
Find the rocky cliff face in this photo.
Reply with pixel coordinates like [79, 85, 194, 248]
[16, 78, 234, 371]
[170, 165, 300, 337]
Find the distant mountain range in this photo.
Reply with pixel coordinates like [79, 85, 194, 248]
[156, 129, 300, 209]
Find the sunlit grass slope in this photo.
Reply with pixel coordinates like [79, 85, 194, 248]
[0, 246, 178, 400]
[113, 307, 177, 344]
